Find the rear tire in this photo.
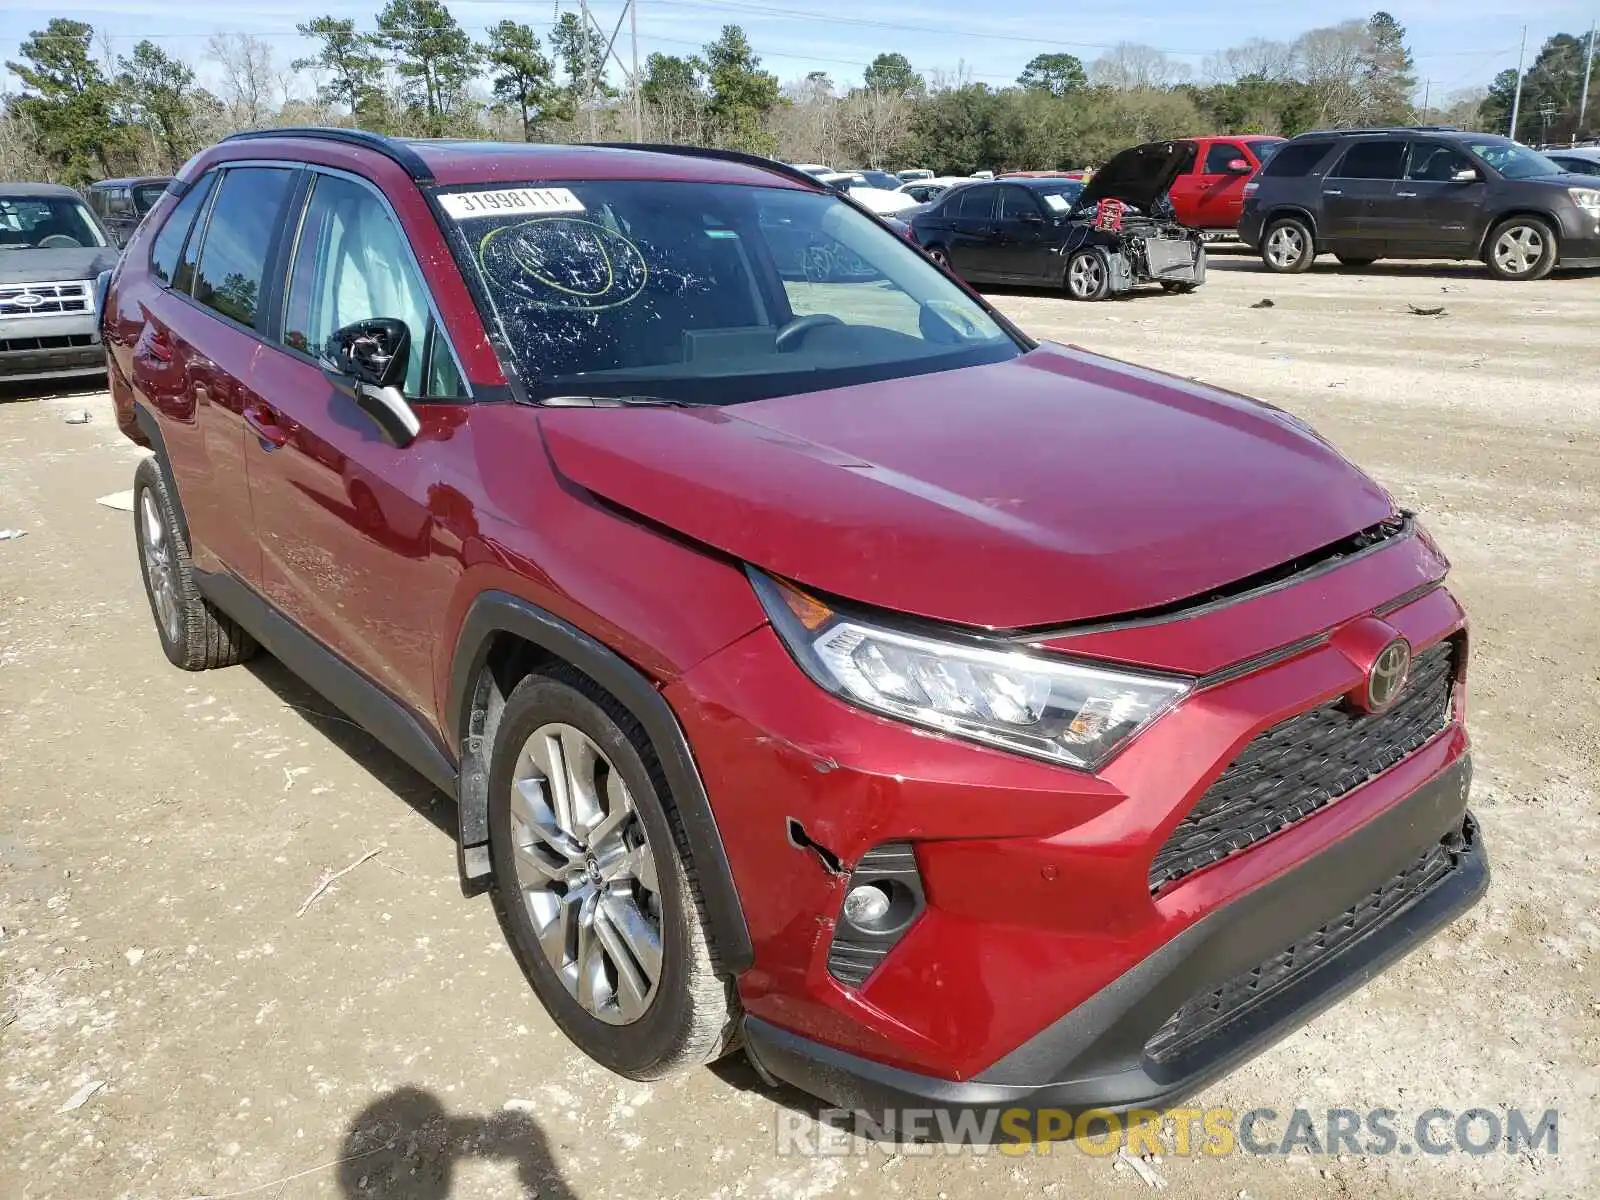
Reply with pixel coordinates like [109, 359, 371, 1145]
[133, 456, 257, 671]
[488, 666, 738, 1080]
[926, 245, 952, 271]
[1261, 216, 1315, 273]
[1484, 216, 1557, 281]
[1064, 249, 1111, 301]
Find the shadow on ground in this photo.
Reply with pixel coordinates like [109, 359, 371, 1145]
[244, 653, 455, 839]
[0, 376, 106, 404]
[338, 1087, 576, 1198]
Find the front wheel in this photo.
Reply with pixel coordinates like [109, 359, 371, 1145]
[1261, 216, 1315, 273]
[925, 245, 952, 271]
[1485, 216, 1557, 281]
[1065, 249, 1111, 301]
[488, 667, 737, 1079]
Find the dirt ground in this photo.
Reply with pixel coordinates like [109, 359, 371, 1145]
[2, 247, 1597, 1200]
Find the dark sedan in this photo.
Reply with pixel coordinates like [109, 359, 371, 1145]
[909, 177, 1087, 285]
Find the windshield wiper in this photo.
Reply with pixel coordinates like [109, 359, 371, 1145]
[538, 394, 708, 408]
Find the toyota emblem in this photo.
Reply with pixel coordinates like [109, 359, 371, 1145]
[1365, 639, 1412, 713]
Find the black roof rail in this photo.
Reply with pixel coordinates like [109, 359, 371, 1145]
[1295, 124, 1463, 138]
[221, 127, 435, 183]
[591, 142, 826, 190]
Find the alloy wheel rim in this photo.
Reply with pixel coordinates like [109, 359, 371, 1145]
[929, 248, 948, 266]
[139, 490, 182, 644]
[1266, 226, 1303, 267]
[1493, 226, 1542, 275]
[509, 722, 662, 1025]
[1069, 255, 1102, 296]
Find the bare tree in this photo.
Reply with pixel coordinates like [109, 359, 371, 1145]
[1295, 21, 1372, 127]
[836, 87, 911, 167]
[1204, 38, 1298, 84]
[207, 32, 279, 129]
[770, 73, 837, 163]
[1090, 43, 1191, 91]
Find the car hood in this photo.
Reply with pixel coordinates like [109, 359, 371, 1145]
[1076, 141, 1192, 212]
[0, 246, 119, 284]
[538, 344, 1397, 630]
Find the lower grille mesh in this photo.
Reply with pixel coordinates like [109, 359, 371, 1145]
[1144, 820, 1472, 1066]
[1149, 640, 1457, 892]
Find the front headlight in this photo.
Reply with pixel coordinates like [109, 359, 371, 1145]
[751, 571, 1191, 770]
[1571, 188, 1600, 214]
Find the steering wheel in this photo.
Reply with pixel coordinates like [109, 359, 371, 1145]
[38, 234, 82, 249]
[775, 313, 843, 352]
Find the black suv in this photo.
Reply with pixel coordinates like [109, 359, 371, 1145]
[1239, 127, 1600, 280]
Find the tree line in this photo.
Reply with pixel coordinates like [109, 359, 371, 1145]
[3, 7, 1596, 187]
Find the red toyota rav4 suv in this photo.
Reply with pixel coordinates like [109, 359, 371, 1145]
[102, 129, 1485, 1123]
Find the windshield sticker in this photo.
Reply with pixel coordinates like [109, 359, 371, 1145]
[477, 217, 648, 312]
[1042, 193, 1070, 212]
[440, 187, 585, 220]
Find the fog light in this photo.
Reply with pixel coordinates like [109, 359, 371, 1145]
[843, 883, 892, 928]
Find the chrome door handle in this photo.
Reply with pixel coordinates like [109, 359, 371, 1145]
[1323, 189, 1343, 196]
[1396, 191, 1418, 197]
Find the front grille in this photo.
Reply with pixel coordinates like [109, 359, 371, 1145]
[0, 280, 93, 320]
[1149, 640, 1456, 893]
[1144, 820, 1473, 1065]
[0, 333, 95, 353]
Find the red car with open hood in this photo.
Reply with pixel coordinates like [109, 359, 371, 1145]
[100, 129, 1484, 1126]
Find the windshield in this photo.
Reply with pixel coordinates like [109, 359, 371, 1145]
[0, 195, 107, 250]
[1465, 138, 1563, 179]
[861, 170, 901, 190]
[440, 180, 1020, 405]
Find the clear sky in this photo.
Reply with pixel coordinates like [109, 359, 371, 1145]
[2, 0, 1594, 103]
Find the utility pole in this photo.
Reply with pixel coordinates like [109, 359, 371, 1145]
[1508, 24, 1528, 140]
[1580, 22, 1596, 137]
[630, 0, 642, 140]
[1420, 79, 1431, 123]
[580, 0, 598, 141]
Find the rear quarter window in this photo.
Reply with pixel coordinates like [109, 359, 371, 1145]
[1262, 142, 1334, 178]
[149, 172, 218, 286]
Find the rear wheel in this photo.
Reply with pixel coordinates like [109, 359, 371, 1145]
[1261, 216, 1314, 273]
[133, 457, 257, 671]
[925, 245, 952, 270]
[488, 667, 737, 1079]
[1065, 249, 1111, 301]
[1485, 216, 1557, 281]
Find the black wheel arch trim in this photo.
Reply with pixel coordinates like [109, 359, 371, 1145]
[133, 402, 192, 548]
[445, 590, 755, 974]
[1476, 208, 1562, 259]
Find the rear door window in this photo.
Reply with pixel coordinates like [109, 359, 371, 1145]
[1331, 141, 1408, 180]
[955, 185, 997, 220]
[149, 174, 217, 286]
[191, 167, 298, 329]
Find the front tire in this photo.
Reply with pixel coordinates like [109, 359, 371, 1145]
[1261, 216, 1315, 273]
[488, 666, 737, 1079]
[1065, 249, 1111, 301]
[1485, 216, 1557, 280]
[925, 245, 952, 271]
[133, 456, 257, 671]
